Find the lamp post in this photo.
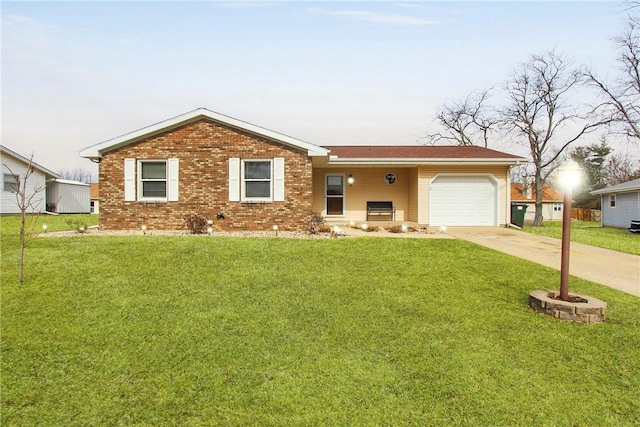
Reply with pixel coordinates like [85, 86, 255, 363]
[558, 160, 581, 301]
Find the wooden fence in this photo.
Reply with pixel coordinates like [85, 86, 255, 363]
[571, 208, 601, 222]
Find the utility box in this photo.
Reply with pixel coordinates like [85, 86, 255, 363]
[511, 203, 528, 228]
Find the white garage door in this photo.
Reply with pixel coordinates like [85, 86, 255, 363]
[430, 175, 498, 226]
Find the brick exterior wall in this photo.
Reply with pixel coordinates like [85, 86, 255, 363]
[98, 119, 314, 231]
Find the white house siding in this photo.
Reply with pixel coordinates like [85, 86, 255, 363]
[1, 152, 47, 214]
[47, 180, 91, 214]
[601, 192, 640, 228]
[520, 202, 563, 222]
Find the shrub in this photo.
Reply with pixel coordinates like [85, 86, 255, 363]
[308, 211, 326, 234]
[387, 225, 404, 233]
[184, 214, 208, 234]
[65, 218, 87, 233]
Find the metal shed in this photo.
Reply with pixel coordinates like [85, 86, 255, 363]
[46, 179, 91, 214]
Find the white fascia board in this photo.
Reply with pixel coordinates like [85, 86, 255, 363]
[80, 108, 329, 159]
[49, 178, 90, 186]
[326, 157, 528, 166]
[591, 186, 640, 195]
[1, 145, 61, 178]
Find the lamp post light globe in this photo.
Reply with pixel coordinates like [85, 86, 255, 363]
[558, 159, 582, 301]
[558, 159, 581, 191]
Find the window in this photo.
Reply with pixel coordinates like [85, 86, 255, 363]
[242, 160, 272, 201]
[610, 194, 616, 208]
[553, 203, 562, 212]
[3, 173, 18, 192]
[139, 160, 167, 199]
[125, 158, 178, 202]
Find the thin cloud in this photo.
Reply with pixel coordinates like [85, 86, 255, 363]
[313, 8, 441, 26]
[397, 3, 428, 9]
[218, 2, 275, 9]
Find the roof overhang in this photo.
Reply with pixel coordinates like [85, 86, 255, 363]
[48, 178, 90, 187]
[324, 157, 527, 166]
[80, 108, 329, 160]
[590, 179, 640, 195]
[0, 145, 60, 178]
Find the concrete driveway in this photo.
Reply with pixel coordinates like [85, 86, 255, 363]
[446, 227, 640, 297]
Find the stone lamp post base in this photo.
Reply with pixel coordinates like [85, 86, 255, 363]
[529, 290, 607, 323]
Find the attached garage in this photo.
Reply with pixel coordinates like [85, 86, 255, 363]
[430, 175, 499, 226]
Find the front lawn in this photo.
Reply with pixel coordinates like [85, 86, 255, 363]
[523, 221, 640, 255]
[2, 216, 639, 426]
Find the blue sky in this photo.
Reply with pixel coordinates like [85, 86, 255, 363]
[1, 1, 630, 175]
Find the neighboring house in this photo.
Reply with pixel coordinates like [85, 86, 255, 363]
[590, 178, 640, 228]
[510, 182, 564, 222]
[79, 108, 526, 231]
[90, 183, 99, 214]
[1, 145, 60, 214]
[46, 179, 91, 214]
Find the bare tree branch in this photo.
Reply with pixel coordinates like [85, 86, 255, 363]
[584, 14, 640, 142]
[502, 50, 611, 226]
[3, 155, 45, 284]
[424, 88, 497, 148]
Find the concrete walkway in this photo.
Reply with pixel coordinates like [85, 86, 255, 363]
[446, 227, 640, 297]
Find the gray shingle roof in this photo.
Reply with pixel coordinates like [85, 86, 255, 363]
[590, 178, 640, 195]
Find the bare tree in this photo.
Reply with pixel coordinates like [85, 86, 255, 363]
[605, 151, 640, 184]
[584, 12, 640, 142]
[58, 168, 94, 183]
[502, 51, 610, 226]
[425, 88, 498, 148]
[3, 155, 45, 284]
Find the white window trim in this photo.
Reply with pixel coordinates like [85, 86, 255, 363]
[241, 159, 273, 203]
[137, 159, 168, 202]
[3, 173, 18, 193]
[610, 194, 616, 208]
[325, 173, 346, 217]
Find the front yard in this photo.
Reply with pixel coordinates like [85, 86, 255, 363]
[523, 221, 640, 255]
[1, 216, 639, 426]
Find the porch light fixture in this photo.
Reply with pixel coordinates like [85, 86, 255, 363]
[347, 174, 355, 186]
[42, 224, 48, 233]
[141, 224, 147, 235]
[558, 159, 582, 301]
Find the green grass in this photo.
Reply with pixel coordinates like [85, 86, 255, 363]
[2, 216, 639, 426]
[523, 221, 640, 255]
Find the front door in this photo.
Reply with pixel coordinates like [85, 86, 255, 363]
[326, 175, 344, 216]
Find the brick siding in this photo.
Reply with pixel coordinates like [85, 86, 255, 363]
[98, 119, 314, 231]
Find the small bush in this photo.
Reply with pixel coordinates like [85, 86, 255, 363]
[184, 214, 208, 234]
[65, 218, 87, 233]
[387, 225, 404, 233]
[318, 224, 332, 233]
[363, 225, 379, 232]
[308, 211, 327, 234]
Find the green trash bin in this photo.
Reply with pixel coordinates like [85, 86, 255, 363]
[510, 203, 528, 228]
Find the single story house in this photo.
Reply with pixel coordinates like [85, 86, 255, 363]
[590, 178, 640, 228]
[90, 183, 100, 214]
[510, 182, 564, 222]
[1, 144, 60, 214]
[79, 108, 527, 231]
[46, 179, 91, 214]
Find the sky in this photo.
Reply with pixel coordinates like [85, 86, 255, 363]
[1, 1, 633, 179]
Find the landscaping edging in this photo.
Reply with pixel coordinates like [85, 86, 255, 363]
[529, 289, 607, 323]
